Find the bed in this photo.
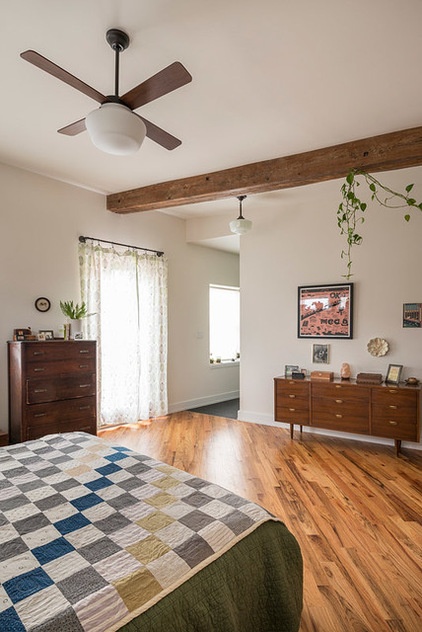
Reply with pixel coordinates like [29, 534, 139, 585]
[0, 432, 303, 631]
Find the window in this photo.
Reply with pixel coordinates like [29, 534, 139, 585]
[209, 284, 240, 363]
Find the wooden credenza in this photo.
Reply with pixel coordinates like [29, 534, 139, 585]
[274, 377, 421, 455]
[8, 340, 97, 443]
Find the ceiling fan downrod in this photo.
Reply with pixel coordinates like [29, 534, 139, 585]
[105, 29, 130, 99]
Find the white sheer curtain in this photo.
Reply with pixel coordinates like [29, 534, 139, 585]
[79, 241, 168, 426]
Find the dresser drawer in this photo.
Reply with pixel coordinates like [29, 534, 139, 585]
[26, 396, 96, 426]
[26, 374, 96, 404]
[312, 398, 369, 419]
[25, 357, 96, 378]
[26, 418, 97, 441]
[24, 342, 96, 364]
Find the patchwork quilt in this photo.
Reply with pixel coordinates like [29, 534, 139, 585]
[0, 432, 275, 632]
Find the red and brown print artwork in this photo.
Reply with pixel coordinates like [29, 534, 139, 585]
[298, 284, 353, 338]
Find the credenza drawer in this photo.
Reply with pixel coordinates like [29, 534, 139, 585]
[275, 406, 309, 424]
[372, 388, 418, 407]
[371, 418, 418, 441]
[26, 374, 96, 404]
[312, 398, 369, 418]
[312, 382, 370, 401]
[312, 412, 369, 434]
[276, 380, 309, 397]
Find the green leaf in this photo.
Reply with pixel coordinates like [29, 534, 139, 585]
[360, 202, 367, 211]
[346, 172, 354, 185]
[404, 214, 410, 222]
[405, 183, 414, 193]
[406, 198, 416, 205]
[369, 183, 376, 192]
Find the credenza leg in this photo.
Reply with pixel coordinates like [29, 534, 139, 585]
[395, 439, 401, 456]
[290, 424, 294, 439]
[300, 425, 303, 434]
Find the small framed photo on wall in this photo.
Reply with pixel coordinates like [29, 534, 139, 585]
[312, 343, 329, 364]
[403, 303, 422, 328]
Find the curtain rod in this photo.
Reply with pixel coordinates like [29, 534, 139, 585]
[79, 235, 164, 256]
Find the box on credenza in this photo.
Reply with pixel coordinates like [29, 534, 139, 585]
[356, 372, 383, 385]
[310, 370, 334, 381]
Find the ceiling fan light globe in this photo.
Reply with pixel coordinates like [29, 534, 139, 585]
[229, 218, 252, 235]
[85, 103, 146, 155]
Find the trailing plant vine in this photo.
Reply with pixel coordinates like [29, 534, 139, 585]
[337, 169, 422, 278]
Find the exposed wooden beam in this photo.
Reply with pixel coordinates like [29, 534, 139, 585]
[107, 125, 422, 214]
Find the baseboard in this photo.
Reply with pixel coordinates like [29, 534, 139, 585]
[237, 410, 422, 452]
[169, 391, 240, 414]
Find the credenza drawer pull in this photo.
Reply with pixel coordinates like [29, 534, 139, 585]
[388, 420, 398, 426]
[79, 350, 89, 354]
[335, 399, 343, 404]
[79, 384, 91, 389]
[79, 405, 91, 410]
[289, 408, 296, 412]
[34, 413, 47, 418]
[34, 388, 47, 393]
[79, 364, 89, 369]
[335, 414, 343, 418]
[335, 385, 342, 389]
[32, 351, 45, 356]
[289, 394, 296, 399]
[388, 389, 397, 394]
[389, 405, 398, 409]
[33, 368, 45, 372]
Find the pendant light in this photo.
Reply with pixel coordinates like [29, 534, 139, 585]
[229, 195, 252, 235]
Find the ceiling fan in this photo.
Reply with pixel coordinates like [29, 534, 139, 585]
[20, 28, 192, 155]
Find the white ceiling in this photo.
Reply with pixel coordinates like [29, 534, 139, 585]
[2, 0, 422, 225]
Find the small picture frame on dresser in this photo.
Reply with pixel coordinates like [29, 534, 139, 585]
[285, 364, 299, 378]
[38, 330, 54, 340]
[385, 364, 403, 385]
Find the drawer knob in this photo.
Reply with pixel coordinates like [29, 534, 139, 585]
[389, 405, 397, 409]
[388, 389, 397, 394]
[79, 349, 89, 354]
[32, 351, 45, 356]
[335, 399, 343, 404]
[335, 385, 342, 389]
[289, 408, 296, 412]
[289, 394, 296, 399]
[388, 420, 398, 426]
[34, 388, 47, 393]
[79, 364, 89, 369]
[34, 413, 47, 418]
[79, 384, 91, 389]
[335, 414, 343, 418]
[33, 368, 45, 373]
[79, 405, 91, 410]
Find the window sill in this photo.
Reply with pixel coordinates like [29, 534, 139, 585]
[210, 360, 240, 369]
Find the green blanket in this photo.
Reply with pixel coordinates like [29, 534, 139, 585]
[119, 519, 303, 632]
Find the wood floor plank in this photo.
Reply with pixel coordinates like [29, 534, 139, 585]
[99, 413, 422, 632]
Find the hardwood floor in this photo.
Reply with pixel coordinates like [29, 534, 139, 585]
[99, 412, 422, 632]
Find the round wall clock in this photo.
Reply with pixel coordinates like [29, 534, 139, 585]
[35, 297, 51, 313]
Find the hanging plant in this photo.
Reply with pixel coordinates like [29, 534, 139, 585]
[337, 169, 422, 278]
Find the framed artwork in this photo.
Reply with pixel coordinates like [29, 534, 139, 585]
[298, 283, 353, 338]
[385, 364, 403, 385]
[312, 343, 329, 364]
[403, 303, 422, 328]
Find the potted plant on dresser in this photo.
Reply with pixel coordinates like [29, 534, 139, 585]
[60, 300, 93, 339]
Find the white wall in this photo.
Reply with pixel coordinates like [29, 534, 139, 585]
[239, 167, 422, 448]
[0, 162, 239, 433]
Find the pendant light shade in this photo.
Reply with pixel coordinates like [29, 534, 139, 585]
[229, 195, 252, 235]
[85, 102, 147, 155]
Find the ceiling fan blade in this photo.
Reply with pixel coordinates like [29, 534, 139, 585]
[58, 118, 86, 136]
[122, 61, 192, 110]
[137, 114, 182, 150]
[20, 50, 107, 104]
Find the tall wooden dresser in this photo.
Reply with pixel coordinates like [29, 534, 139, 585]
[8, 340, 97, 443]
